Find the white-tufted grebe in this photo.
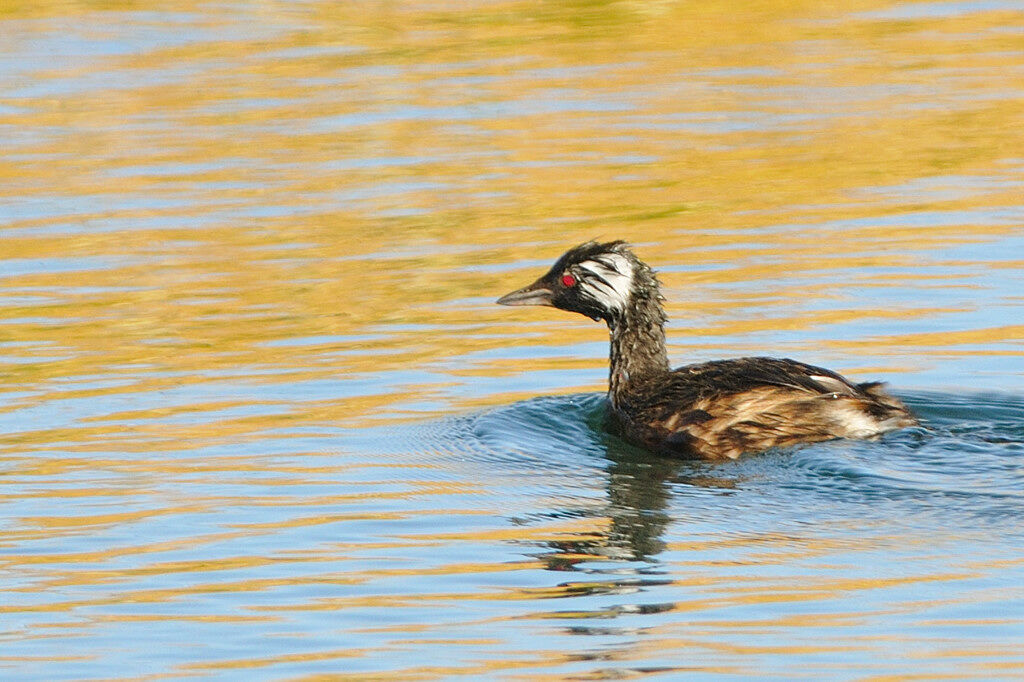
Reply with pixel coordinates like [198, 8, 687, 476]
[497, 240, 917, 459]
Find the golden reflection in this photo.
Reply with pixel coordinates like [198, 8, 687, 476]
[1, 0, 1022, 678]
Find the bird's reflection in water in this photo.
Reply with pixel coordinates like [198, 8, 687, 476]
[540, 434, 739, 571]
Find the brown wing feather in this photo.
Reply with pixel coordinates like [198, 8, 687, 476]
[612, 357, 916, 459]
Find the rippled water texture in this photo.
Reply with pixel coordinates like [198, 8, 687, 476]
[2, 1, 1023, 679]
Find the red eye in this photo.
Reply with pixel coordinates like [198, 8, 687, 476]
[561, 274, 576, 287]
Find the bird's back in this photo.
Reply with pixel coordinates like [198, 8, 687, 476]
[610, 357, 917, 459]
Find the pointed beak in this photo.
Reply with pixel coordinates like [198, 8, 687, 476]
[496, 280, 554, 307]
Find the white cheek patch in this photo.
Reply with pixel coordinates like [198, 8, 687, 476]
[577, 253, 634, 311]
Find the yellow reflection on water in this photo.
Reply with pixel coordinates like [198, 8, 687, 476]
[1, 0, 1023, 678]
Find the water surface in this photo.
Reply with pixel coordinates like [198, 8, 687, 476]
[1, 0, 1023, 679]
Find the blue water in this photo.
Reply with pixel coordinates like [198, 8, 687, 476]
[30, 388, 1015, 680]
[2, 0, 1024, 679]
[322, 390, 1024, 678]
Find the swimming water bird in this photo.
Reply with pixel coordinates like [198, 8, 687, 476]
[497, 241, 916, 459]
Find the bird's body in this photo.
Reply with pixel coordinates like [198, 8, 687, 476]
[497, 241, 916, 460]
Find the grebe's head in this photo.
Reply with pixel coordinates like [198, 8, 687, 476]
[496, 241, 643, 323]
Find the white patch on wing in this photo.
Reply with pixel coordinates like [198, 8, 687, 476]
[829, 401, 885, 438]
[809, 375, 855, 396]
[577, 253, 634, 311]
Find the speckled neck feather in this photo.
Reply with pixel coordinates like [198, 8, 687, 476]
[606, 255, 669, 407]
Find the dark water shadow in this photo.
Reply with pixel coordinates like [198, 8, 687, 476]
[458, 394, 741, 568]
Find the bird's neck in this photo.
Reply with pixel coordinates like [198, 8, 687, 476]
[606, 289, 669, 408]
